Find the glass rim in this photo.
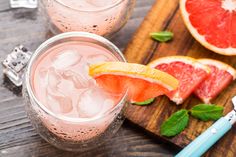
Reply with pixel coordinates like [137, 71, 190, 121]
[54, 0, 126, 12]
[25, 32, 127, 123]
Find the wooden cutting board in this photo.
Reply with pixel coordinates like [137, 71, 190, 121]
[124, 0, 236, 156]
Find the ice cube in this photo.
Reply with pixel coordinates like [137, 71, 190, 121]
[77, 88, 108, 118]
[61, 70, 89, 88]
[46, 91, 73, 114]
[39, 68, 47, 78]
[52, 50, 82, 69]
[38, 68, 49, 87]
[47, 67, 61, 89]
[86, 54, 110, 65]
[46, 68, 73, 114]
[66, 57, 97, 87]
[101, 99, 115, 114]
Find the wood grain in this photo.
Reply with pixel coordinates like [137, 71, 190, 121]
[0, 0, 179, 157]
[124, 0, 236, 157]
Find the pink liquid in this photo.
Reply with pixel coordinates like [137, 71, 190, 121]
[42, 0, 129, 36]
[31, 41, 122, 141]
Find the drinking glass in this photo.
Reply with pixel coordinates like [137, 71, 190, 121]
[40, 0, 136, 37]
[22, 32, 127, 151]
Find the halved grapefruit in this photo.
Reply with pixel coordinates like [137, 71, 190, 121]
[148, 56, 210, 105]
[194, 59, 236, 103]
[180, 0, 236, 55]
[89, 62, 179, 103]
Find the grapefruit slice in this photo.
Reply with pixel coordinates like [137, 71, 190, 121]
[148, 56, 210, 105]
[180, 0, 236, 55]
[194, 59, 236, 103]
[89, 62, 179, 102]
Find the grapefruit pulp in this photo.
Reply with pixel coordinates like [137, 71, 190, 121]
[89, 62, 179, 103]
[194, 59, 236, 103]
[148, 56, 210, 105]
[180, 0, 236, 55]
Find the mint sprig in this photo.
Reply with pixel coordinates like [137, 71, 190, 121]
[161, 109, 189, 137]
[161, 104, 224, 137]
[134, 98, 155, 106]
[190, 104, 224, 121]
[150, 31, 174, 42]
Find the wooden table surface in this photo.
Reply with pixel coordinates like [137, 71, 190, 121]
[0, 0, 179, 156]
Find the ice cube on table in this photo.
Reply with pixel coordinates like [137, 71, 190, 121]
[52, 50, 82, 69]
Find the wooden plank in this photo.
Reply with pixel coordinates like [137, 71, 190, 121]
[0, 0, 10, 12]
[124, 0, 236, 156]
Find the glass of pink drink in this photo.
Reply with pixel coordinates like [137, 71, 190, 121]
[23, 32, 127, 151]
[40, 0, 136, 36]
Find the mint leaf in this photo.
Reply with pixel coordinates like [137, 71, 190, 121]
[190, 104, 223, 121]
[134, 98, 155, 106]
[161, 109, 189, 137]
[150, 31, 174, 42]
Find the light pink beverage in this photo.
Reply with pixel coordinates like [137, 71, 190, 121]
[31, 41, 122, 141]
[41, 0, 135, 36]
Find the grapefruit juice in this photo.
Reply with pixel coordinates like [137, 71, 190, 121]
[24, 32, 126, 151]
[41, 0, 136, 36]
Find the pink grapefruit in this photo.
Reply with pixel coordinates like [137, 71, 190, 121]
[148, 56, 210, 105]
[180, 0, 236, 55]
[89, 62, 179, 102]
[194, 59, 236, 103]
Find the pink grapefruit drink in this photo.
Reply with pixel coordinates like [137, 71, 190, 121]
[24, 32, 127, 151]
[41, 0, 136, 36]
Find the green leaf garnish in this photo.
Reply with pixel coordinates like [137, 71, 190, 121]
[190, 104, 224, 121]
[161, 109, 189, 137]
[134, 98, 155, 106]
[150, 31, 174, 42]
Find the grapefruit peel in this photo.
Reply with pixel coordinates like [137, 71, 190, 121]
[197, 59, 236, 79]
[89, 62, 179, 102]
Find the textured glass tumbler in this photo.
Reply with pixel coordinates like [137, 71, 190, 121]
[23, 32, 127, 151]
[40, 0, 136, 37]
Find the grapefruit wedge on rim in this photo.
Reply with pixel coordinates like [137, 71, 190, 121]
[194, 59, 236, 103]
[180, 0, 236, 55]
[89, 62, 179, 103]
[148, 56, 210, 105]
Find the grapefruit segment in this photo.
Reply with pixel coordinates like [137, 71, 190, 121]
[180, 0, 236, 55]
[194, 59, 236, 103]
[89, 62, 179, 102]
[148, 56, 210, 105]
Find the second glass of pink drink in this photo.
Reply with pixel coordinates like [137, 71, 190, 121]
[23, 32, 127, 151]
[40, 0, 136, 36]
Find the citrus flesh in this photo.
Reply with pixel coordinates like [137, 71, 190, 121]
[148, 56, 210, 104]
[194, 59, 236, 103]
[180, 0, 236, 55]
[89, 62, 179, 102]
